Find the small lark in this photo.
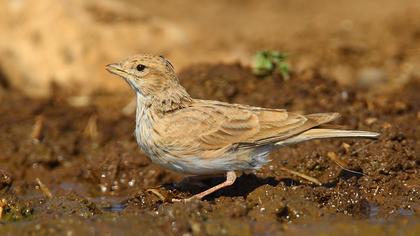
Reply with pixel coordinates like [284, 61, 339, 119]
[106, 54, 379, 201]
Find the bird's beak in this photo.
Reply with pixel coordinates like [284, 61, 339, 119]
[106, 63, 140, 92]
[106, 63, 126, 77]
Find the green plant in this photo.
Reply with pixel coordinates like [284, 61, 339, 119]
[252, 51, 290, 80]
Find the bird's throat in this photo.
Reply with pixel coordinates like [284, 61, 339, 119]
[136, 85, 192, 114]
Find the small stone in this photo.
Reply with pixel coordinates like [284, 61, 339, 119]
[327, 151, 337, 159]
[365, 117, 378, 125]
[341, 143, 351, 153]
[341, 91, 349, 101]
[357, 67, 388, 88]
[382, 122, 392, 129]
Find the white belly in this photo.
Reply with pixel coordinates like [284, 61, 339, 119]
[145, 146, 272, 176]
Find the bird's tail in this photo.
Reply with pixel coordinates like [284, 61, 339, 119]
[276, 128, 380, 146]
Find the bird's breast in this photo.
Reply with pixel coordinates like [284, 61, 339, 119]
[134, 108, 171, 167]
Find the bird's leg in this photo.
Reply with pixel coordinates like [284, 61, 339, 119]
[187, 171, 237, 201]
[173, 171, 237, 202]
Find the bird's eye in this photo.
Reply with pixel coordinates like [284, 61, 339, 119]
[136, 64, 146, 72]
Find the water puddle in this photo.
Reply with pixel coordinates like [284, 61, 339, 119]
[369, 202, 415, 220]
[102, 203, 127, 213]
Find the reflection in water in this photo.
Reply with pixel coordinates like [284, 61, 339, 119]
[102, 203, 127, 213]
[369, 202, 414, 219]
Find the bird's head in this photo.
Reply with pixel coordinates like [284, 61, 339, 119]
[106, 54, 179, 96]
[106, 54, 192, 112]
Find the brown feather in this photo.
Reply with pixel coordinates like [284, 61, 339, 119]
[154, 100, 340, 158]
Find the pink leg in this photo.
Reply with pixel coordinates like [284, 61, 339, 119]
[173, 171, 237, 202]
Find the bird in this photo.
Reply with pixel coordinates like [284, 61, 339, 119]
[106, 54, 380, 202]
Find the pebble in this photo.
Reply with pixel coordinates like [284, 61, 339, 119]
[357, 67, 388, 88]
[365, 117, 378, 125]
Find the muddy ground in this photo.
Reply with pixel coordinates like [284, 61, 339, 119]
[1, 0, 420, 235]
[0, 62, 419, 235]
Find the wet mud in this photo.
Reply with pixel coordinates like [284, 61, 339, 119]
[0, 63, 419, 235]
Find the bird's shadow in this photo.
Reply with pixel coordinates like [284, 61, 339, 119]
[163, 167, 365, 200]
[163, 173, 300, 200]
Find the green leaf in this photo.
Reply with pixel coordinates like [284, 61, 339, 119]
[278, 62, 290, 80]
[253, 51, 274, 75]
[252, 50, 290, 79]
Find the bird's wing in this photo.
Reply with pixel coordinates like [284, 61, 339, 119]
[155, 100, 337, 158]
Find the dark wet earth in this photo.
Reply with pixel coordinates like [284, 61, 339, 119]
[0, 62, 419, 235]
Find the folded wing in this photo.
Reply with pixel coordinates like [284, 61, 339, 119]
[156, 100, 339, 158]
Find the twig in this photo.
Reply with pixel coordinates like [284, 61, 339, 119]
[0, 199, 6, 219]
[350, 141, 376, 156]
[373, 186, 380, 196]
[36, 178, 52, 199]
[327, 151, 348, 168]
[327, 151, 365, 176]
[84, 114, 99, 139]
[146, 188, 166, 201]
[279, 167, 322, 186]
[30, 115, 44, 142]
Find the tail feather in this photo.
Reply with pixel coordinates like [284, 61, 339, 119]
[276, 128, 380, 146]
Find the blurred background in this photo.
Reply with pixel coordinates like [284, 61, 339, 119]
[1, 0, 419, 96]
[0, 0, 419, 235]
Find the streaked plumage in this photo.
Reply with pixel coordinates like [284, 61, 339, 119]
[106, 54, 379, 201]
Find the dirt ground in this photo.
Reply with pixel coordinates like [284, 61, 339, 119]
[1, 0, 420, 235]
[0, 64, 419, 235]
